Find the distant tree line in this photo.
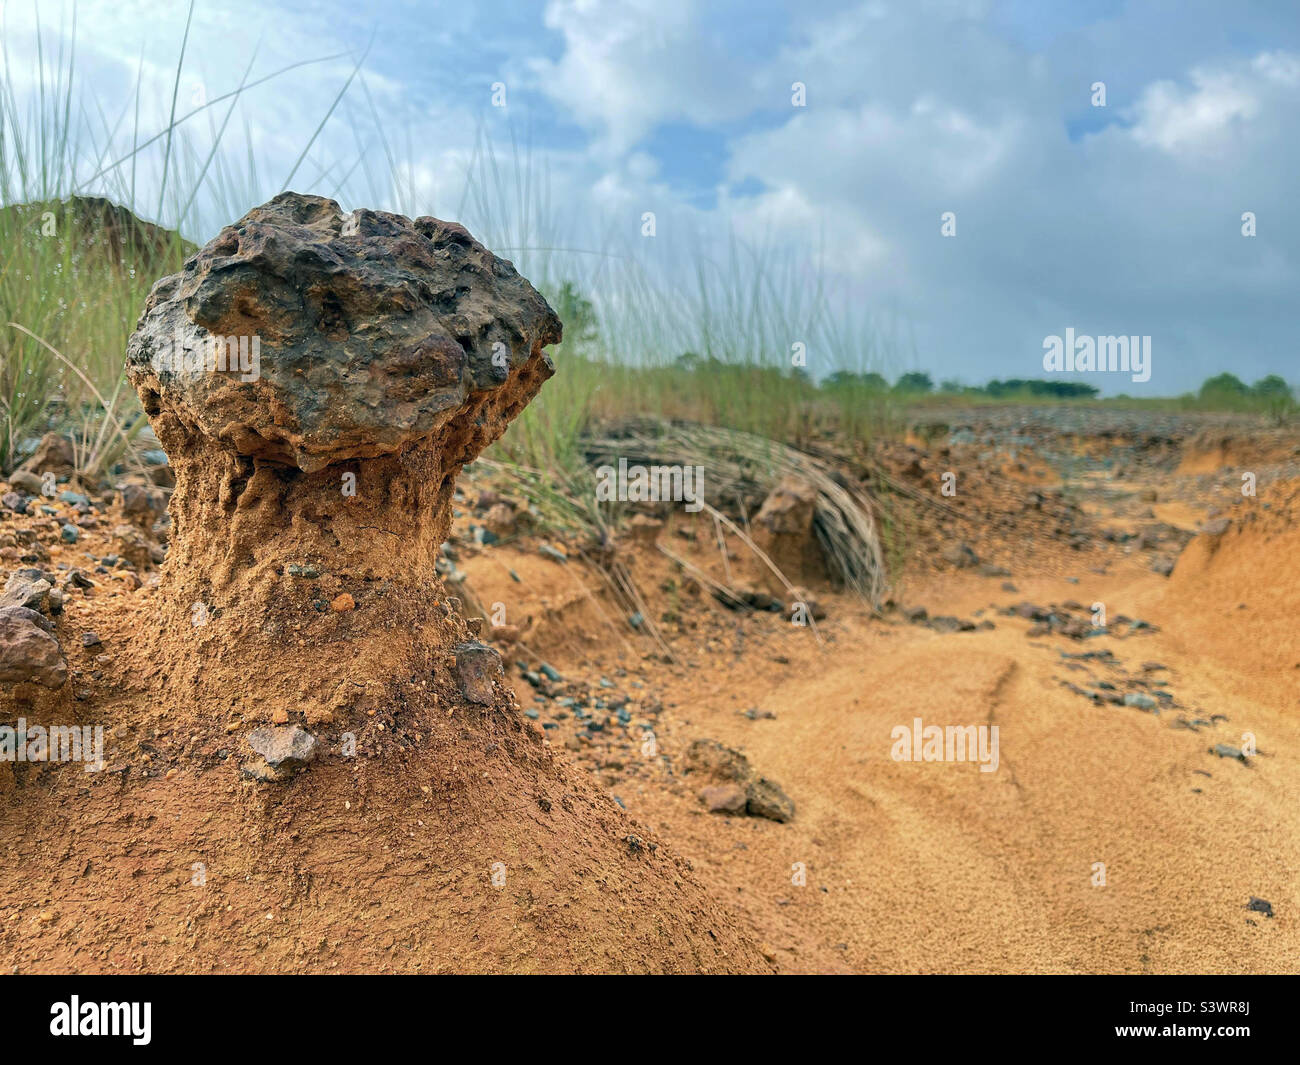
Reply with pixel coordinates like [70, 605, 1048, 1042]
[818, 370, 1098, 398]
[815, 369, 1295, 409]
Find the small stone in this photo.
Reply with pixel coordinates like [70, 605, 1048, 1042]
[453, 640, 504, 704]
[8, 470, 43, 494]
[1210, 743, 1247, 762]
[60, 523, 79, 544]
[247, 725, 318, 768]
[81, 632, 103, 648]
[942, 542, 979, 568]
[699, 783, 747, 814]
[0, 574, 51, 612]
[0, 612, 67, 688]
[1246, 896, 1274, 918]
[1123, 692, 1156, 710]
[330, 593, 355, 612]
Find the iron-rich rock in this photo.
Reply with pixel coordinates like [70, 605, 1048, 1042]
[686, 738, 795, 823]
[699, 783, 748, 814]
[454, 640, 504, 705]
[0, 612, 67, 688]
[126, 191, 560, 475]
[942, 542, 980, 568]
[123, 192, 562, 629]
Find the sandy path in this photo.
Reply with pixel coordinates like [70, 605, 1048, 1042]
[544, 557, 1298, 973]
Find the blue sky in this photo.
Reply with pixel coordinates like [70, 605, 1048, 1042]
[4, 0, 1299, 393]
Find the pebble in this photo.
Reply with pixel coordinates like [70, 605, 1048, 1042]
[1246, 896, 1274, 918]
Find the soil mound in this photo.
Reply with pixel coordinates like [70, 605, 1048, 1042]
[0, 194, 766, 973]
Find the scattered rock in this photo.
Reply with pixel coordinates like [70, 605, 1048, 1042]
[17, 432, 76, 479]
[330, 593, 355, 612]
[1246, 896, 1274, 918]
[1210, 743, 1248, 763]
[685, 739, 795, 823]
[0, 573, 52, 613]
[942, 542, 979, 568]
[753, 477, 823, 583]
[118, 483, 164, 524]
[0, 605, 53, 633]
[0, 611, 67, 688]
[699, 783, 748, 815]
[7, 470, 43, 495]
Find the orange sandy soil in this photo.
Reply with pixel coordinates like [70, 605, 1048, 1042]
[2, 414, 1297, 973]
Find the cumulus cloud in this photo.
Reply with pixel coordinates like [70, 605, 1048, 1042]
[3, 0, 1297, 392]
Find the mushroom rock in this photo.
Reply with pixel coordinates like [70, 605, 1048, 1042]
[93, 193, 769, 974]
[127, 192, 559, 629]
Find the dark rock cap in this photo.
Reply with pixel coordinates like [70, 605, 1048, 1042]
[126, 192, 561, 473]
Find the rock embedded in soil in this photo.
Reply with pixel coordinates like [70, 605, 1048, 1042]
[453, 640, 504, 705]
[1246, 896, 1274, 918]
[0, 611, 67, 688]
[247, 725, 318, 768]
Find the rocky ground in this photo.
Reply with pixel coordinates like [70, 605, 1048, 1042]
[5, 400, 1293, 972]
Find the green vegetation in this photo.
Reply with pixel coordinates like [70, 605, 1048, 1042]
[1, 9, 1294, 492]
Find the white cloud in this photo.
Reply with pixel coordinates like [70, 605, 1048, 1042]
[529, 0, 757, 154]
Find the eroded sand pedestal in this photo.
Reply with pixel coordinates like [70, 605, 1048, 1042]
[0, 194, 768, 974]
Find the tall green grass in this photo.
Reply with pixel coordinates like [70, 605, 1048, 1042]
[0, 7, 896, 483]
